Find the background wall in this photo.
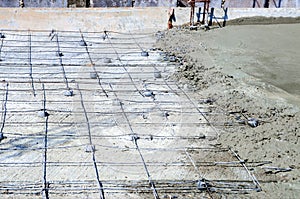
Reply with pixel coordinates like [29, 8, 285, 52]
[68, 0, 86, 7]
[0, 0, 299, 7]
[0, 0, 67, 7]
[92, 0, 132, 7]
[0, 7, 299, 32]
[0, 0, 19, 7]
[134, 0, 177, 7]
[223, 0, 298, 8]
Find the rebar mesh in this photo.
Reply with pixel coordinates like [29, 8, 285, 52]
[0, 29, 261, 199]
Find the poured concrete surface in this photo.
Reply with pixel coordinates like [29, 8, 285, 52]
[156, 21, 300, 198]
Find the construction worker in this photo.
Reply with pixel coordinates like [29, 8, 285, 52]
[168, 8, 176, 29]
[19, 0, 24, 8]
[188, 0, 196, 25]
[221, 0, 226, 8]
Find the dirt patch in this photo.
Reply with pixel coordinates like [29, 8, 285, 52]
[155, 21, 300, 198]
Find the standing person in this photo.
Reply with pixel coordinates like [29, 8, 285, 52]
[221, 0, 226, 8]
[264, 0, 270, 8]
[188, 0, 196, 25]
[168, 8, 176, 29]
[19, 0, 24, 8]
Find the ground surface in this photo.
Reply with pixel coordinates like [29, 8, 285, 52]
[155, 20, 300, 198]
[0, 18, 299, 199]
[0, 29, 264, 198]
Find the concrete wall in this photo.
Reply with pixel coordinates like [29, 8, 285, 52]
[0, 8, 173, 32]
[0, 8, 299, 32]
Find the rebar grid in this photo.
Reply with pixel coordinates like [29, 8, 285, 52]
[0, 29, 262, 198]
